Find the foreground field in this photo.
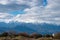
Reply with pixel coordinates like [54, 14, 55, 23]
[0, 36, 60, 40]
[0, 32, 60, 40]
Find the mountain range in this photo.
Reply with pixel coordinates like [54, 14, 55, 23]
[0, 22, 60, 34]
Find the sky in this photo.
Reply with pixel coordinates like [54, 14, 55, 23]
[0, 0, 60, 25]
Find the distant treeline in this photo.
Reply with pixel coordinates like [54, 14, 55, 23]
[0, 31, 60, 39]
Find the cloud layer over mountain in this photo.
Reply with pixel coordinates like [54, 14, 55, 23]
[0, 0, 60, 24]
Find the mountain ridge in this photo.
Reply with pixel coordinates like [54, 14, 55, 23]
[0, 22, 60, 34]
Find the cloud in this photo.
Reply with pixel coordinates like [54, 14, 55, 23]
[12, 0, 60, 24]
[0, 0, 9, 5]
[0, 0, 60, 24]
[0, 13, 14, 23]
[0, 0, 43, 14]
[0, 4, 30, 13]
[15, 0, 43, 7]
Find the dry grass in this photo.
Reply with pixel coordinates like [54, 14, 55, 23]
[0, 32, 60, 40]
[0, 36, 60, 40]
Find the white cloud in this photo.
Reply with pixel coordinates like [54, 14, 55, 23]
[11, 0, 60, 24]
[0, 0, 9, 5]
[0, 0, 43, 7]
[0, 0, 60, 24]
[0, 13, 12, 18]
[0, 0, 42, 13]
[16, 0, 43, 7]
[0, 13, 14, 23]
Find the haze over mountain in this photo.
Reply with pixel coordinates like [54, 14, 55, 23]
[0, 22, 60, 34]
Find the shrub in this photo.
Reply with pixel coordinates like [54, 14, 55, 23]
[53, 32, 60, 39]
[0, 32, 9, 37]
[43, 34, 52, 38]
[18, 32, 29, 37]
[29, 33, 42, 38]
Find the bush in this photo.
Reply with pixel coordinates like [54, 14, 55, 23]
[53, 32, 60, 39]
[0, 32, 9, 37]
[18, 32, 29, 37]
[29, 33, 42, 38]
[43, 34, 52, 38]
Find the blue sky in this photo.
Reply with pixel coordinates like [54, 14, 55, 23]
[0, 0, 60, 25]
